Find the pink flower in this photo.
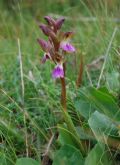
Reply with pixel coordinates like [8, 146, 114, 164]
[60, 41, 75, 53]
[52, 64, 64, 79]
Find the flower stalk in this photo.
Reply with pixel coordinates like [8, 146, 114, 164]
[60, 77, 66, 112]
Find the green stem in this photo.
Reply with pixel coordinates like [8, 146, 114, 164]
[62, 110, 86, 156]
[60, 68, 85, 156]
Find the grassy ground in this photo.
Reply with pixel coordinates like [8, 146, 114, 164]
[0, 0, 120, 164]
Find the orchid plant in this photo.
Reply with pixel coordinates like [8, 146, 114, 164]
[37, 16, 85, 156]
[15, 15, 120, 165]
[37, 16, 76, 112]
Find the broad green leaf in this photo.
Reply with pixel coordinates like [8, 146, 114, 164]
[53, 144, 84, 165]
[57, 124, 80, 149]
[76, 126, 95, 140]
[74, 88, 95, 119]
[79, 87, 120, 121]
[98, 86, 117, 99]
[88, 111, 119, 139]
[85, 143, 111, 165]
[74, 86, 117, 120]
[16, 158, 40, 165]
[74, 99, 94, 119]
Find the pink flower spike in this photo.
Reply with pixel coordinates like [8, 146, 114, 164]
[41, 53, 51, 63]
[52, 64, 64, 79]
[60, 42, 75, 53]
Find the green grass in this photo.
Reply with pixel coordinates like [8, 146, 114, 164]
[0, 0, 120, 164]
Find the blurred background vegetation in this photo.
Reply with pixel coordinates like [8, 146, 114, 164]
[0, 0, 120, 164]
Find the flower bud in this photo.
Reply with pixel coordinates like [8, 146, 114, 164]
[44, 16, 56, 26]
[39, 24, 58, 44]
[37, 39, 48, 52]
[39, 24, 52, 36]
[56, 18, 65, 30]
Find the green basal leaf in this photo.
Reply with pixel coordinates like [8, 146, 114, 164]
[57, 124, 80, 149]
[15, 158, 40, 165]
[85, 143, 112, 165]
[74, 99, 94, 119]
[53, 144, 84, 165]
[58, 111, 86, 155]
[76, 86, 120, 121]
[88, 111, 120, 139]
[75, 126, 95, 140]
